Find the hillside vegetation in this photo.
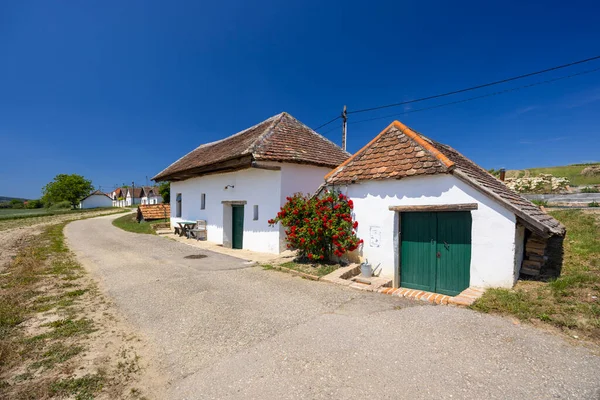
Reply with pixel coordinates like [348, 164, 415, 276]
[506, 163, 600, 186]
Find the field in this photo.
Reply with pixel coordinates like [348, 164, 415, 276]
[506, 163, 600, 186]
[473, 209, 600, 344]
[0, 207, 116, 221]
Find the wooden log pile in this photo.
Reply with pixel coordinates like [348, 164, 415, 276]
[520, 234, 548, 277]
[138, 204, 170, 221]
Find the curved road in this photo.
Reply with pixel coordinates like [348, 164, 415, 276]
[66, 214, 600, 399]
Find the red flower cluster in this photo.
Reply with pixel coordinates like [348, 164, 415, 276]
[268, 191, 363, 261]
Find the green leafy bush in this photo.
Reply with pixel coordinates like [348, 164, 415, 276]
[269, 191, 362, 261]
[48, 201, 72, 210]
[589, 201, 599, 208]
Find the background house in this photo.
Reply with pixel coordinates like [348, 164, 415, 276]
[126, 187, 143, 206]
[111, 188, 128, 207]
[140, 186, 163, 205]
[325, 121, 565, 295]
[153, 112, 349, 254]
[79, 190, 113, 209]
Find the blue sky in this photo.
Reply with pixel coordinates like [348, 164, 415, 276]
[1, 1, 600, 199]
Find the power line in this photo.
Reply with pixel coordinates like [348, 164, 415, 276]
[321, 123, 343, 135]
[314, 115, 341, 130]
[348, 66, 600, 126]
[347, 54, 600, 115]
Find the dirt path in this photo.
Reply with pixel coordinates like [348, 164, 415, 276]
[66, 213, 600, 399]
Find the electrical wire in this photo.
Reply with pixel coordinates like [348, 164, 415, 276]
[347, 55, 600, 115]
[348, 66, 600, 126]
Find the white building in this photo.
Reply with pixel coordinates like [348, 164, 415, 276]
[153, 112, 349, 254]
[141, 186, 163, 205]
[79, 190, 113, 209]
[111, 188, 128, 207]
[125, 187, 143, 206]
[324, 121, 565, 295]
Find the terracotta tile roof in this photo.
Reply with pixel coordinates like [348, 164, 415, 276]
[326, 121, 565, 237]
[139, 204, 170, 220]
[128, 188, 143, 198]
[153, 112, 350, 181]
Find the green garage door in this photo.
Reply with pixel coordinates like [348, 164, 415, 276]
[400, 211, 472, 296]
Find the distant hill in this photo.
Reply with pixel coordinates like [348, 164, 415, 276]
[505, 163, 600, 186]
[0, 196, 29, 202]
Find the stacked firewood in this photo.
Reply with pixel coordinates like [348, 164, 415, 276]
[520, 235, 547, 276]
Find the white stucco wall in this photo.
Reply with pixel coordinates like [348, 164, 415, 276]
[340, 174, 519, 289]
[170, 166, 283, 253]
[80, 194, 112, 209]
[513, 223, 526, 284]
[279, 164, 334, 202]
[169, 163, 333, 254]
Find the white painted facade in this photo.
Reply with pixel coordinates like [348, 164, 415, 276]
[80, 194, 113, 209]
[337, 174, 522, 289]
[169, 162, 332, 254]
[141, 194, 163, 205]
[126, 191, 142, 206]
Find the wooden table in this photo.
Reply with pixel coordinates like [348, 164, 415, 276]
[176, 221, 196, 237]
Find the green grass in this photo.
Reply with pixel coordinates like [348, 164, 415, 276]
[277, 261, 340, 277]
[49, 373, 105, 400]
[472, 210, 600, 342]
[112, 213, 157, 234]
[526, 163, 600, 186]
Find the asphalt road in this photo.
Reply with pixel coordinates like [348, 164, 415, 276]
[66, 214, 600, 399]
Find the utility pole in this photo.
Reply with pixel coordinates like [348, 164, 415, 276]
[132, 181, 135, 206]
[341, 105, 348, 152]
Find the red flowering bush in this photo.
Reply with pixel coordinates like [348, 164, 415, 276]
[268, 191, 363, 261]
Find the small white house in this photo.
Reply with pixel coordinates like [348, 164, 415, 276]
[153, 112, 349, 254]
[324, 121, 565, 295]
[140, 186, 163, 205]
[79, 190, 113, 209]
[125, 188, 143, 206]
[111, 188, 128, 207]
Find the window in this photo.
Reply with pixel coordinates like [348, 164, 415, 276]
[253, 205, 259, 221]
[176, 193, 182, 217]
[201, 193, 206, 210]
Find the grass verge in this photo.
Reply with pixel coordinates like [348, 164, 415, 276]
[112, 213, 157, 235]
[0, 220, 148, 399]
[472, 210, 600, 343]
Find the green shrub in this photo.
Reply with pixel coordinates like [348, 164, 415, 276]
[48, 201, 72, 210]
[268, 191, 362, 261]
[589, 201, 600, 208]
[25, 199, 44, 209]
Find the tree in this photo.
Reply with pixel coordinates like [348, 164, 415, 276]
[268, 191, 363, 262]
[42, 174, 94, 209]
[25, 199, 44, 209]
[158, 182, 170, 204]
[9, 199, 24, 209]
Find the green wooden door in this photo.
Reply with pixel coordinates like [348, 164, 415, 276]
[435, 212, 472, 296]
[232, 205, 244, 249]
[400, 211, 471, 295]
[400, 212, 437, 292]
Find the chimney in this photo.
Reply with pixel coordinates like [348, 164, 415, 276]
[499, 168, 506, 181]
